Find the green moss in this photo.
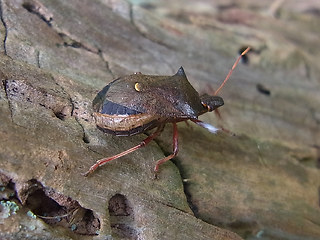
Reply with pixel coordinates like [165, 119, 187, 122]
[27, 210, 37, 219]
[0, 200, 20, 218]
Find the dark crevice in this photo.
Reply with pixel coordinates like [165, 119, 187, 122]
[2, 80, 15, 123]
[57, 32, 98, 54]
[128, 3, 173, 51]
[49, 75, 75, 120]
[68, 95, 75, 118]
[97, 48, 115, 78]
[108, 194, 138, 239]
[87, 145, 106, 158]
[52, 77, 94, 145]
[109, 194, 133, 217]
[154, 197, 192, 215]
[134, 26, 173, 50]
[53, 107, 69, 120]
[170, 157, 199, 216]
[22, 0, 52, 27]
[21, 1, 100, 57]
[36, 50, 41, 68]
[128, 1, 135, 26]
[0, 0, 8, 55]
[4, 78, 73, 122]
[75, 117, 90, 144]
[256, 83, 271, 96]
[22, 179, 100, 235]
[1, 174, 101, 235]
[151, 136, 199, 216]
[22, 1, 114, 79]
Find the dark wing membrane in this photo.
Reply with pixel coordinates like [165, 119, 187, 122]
[102, 70, 205, 118]
[100, 100, 141, 115]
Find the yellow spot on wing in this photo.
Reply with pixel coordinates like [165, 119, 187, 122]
[134, 82, 141, 92]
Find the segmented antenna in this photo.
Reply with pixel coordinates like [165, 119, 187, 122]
[214, 47, 250, 96]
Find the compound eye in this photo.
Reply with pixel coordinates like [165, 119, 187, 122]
[200, 94, 224, 112]
[201, 102, 212, 112]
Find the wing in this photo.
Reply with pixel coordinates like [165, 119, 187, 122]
[93, 67, 205, 119]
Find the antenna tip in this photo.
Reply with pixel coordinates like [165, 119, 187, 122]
[241, 47, 251, 56]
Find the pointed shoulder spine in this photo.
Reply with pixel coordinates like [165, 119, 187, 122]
[175, 66, 186, 77]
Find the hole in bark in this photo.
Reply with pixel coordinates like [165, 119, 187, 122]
[111, 224, 138, 239]
[82, 135, 90, 144]
[24, 180, 100, 235]
[53, 111, 66, 120]
[53, 106, 70, 121]
[58, 33, 85, 50]
[109, 194, 133, 216]
[4, 80, 72, 120]
[108, 194, 137, 239]
[256, 83, 271, 96]
[238, 46, 250, 64]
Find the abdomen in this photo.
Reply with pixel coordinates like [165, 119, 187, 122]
[93, 112, 161, 136]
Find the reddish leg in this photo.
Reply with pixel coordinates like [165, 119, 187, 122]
[154, 122, 179, 172]
[83, 125, 165, 176]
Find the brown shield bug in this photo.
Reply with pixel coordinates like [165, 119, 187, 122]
[83, 47, 250, 176]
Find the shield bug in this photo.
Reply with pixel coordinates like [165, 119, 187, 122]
[83, 47, 250, 176]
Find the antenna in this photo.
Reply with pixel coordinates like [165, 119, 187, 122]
[214, 47, 251, 95]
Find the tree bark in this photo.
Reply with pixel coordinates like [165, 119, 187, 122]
[0, 0, 319, 239]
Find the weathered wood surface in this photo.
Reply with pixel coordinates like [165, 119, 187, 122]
[0, 0, 319, 239]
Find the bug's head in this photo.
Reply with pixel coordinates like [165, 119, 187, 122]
[200, 94, 224, 113]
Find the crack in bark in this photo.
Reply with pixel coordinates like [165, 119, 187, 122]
[151, 135, 199, 217]
[128, 4, 175, 73]
[50, 75, 96, 147]
[97, 48, 115, 78]
[20, 1, 117, 81]
[57, 32, 99, 54]
[128, 1, 134, 26]
[22, 0, 53, 27]
[36, 50, 41, 68]
[57, 35, 116, 78]
[21, 1, 101, 56]
[129, 3, 173, 51]
[22, 1, 115, 78]
[0, 0, 8, 55]
[154, 198, 192, 215]
[2, 80, 15, 123]
[171, 158, 200, 217]
[74, 117, 90, 144]
[49, 74, 75, 119]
